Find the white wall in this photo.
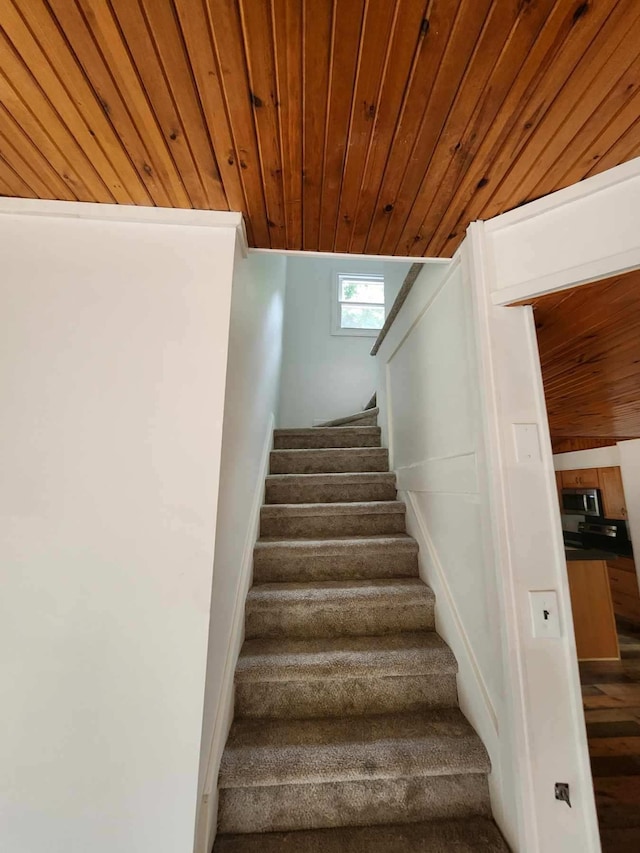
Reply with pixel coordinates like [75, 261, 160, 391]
[553, 446, 620, 471]
[278, 255, 412, 426]
[0, 201, 239, 853]
[375, 254, 518, 848]
[195, 250, 287, 852]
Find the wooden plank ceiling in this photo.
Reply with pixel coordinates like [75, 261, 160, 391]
[1, 0, 640, 255]
[525, 270, 640, 452]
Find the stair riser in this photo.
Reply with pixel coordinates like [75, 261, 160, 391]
[274, 431, 381, 450]
[218, 773, 490, 835]
[265, 481, 397, 504]
[270, 450, 388, 475]
[253, 548, 419, 583]
[260, 513, 406, 539]
[235, 674, 458, 720]
[245, 602, 434, 640]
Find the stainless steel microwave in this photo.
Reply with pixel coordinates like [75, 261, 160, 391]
[561, 488, 602, 517]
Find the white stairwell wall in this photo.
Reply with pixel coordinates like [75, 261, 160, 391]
[374, 256, 519, 847]
[278, 255, 412, 426]
[0, 200, 241, 853]
[196, 250, 287, 853]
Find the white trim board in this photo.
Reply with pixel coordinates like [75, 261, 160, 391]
[194, 413, 274, 853]
[249, 247, 451, 264]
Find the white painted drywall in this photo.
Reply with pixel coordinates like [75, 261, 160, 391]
[553, 446, 620, 470]
[0, 202, 238, 853]
[196, 250, 287, 852]
[278, 256, 412, 426]
[616, 441, 640, 568]
[375, 254, 517, 848]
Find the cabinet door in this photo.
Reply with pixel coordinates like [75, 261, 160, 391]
[555, 471, 563, 507]
[562, 469, 600, 488]
[599, 466, 627, 519]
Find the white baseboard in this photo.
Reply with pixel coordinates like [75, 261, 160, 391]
[194, 413, 275, 853]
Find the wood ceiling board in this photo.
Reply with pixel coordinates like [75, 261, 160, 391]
[1, 0, 639, 254]
[272, 0, 303, 250]
[529, 270, 640, 441]
[479, 0, 640, 223]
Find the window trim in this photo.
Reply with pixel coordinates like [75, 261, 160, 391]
[331, 272, 385, 337]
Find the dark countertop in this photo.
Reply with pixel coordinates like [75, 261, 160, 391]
[564, 546, 618, 562]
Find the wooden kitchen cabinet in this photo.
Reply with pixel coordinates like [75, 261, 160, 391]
[607, 556, 640, 624]
[598, 466, 627, 519]
[567, 560, 620, 659]
[555, 471, 563, 507]
[561, 468, 600, 488]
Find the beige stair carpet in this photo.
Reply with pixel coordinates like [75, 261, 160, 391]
[214, 421, 509, 851]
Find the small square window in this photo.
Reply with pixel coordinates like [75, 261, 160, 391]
[332, 274, 385, 336]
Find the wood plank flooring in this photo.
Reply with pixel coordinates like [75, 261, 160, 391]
[581, 621, 640, 852]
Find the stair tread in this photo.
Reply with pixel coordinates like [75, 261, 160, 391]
[219, 708, 490, 789]
[275, 427, 381, 436]
[272, 447, 387, 454]
[214, 817, 509, 852]
[236, 632, 457, 682]
[316, 407, 380, 427]
[261, 501, 405, 517]
[266, 472, 395, 482]
[246, 578, 434, 609]
[255, 534, 417, 550]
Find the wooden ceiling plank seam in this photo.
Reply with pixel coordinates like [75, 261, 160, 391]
[479, 0, 640, 222]
[317, 0, 367, 252]
[529, 39, 640, 197]
[205, 0, 270, 246]
[585, 113, 640, 178]
[375, 0, 495, 255]
[331, 0, 399, 252]
[0, 30, 115, 202]
[392, 0, 525, 257]
[237, 0, 287, 249]
[401, 0, 558, 257]
[0, 151, 38, 198]
[46, 0, 183, 209]
[333, 0, 403, 251]
[104, 0, 210, 209]
[554, 78, 640, 189]
[173, 0, 251, 229]
[0, 68, 95, 201]
[271, 0, 303, 249]
[4, 0, 146, 204]
[301, 0, 333, 252]
[0, 102, 78, 200]
[136, 0, 228, 210]
[356, 0, 460, 253]
[345, 0, 431, 254]
[445, 0, 624, 240]
[15, 0, 153, 205]
[424, 0, 612, 256]
[0, 123, 68, 200]
[360, 0, 468, 255]
[78, 0, 192, 209]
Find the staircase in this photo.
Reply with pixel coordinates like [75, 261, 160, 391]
[213, 423, 509, 852]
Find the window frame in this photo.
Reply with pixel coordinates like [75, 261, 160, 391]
[331, 272, 385, 337]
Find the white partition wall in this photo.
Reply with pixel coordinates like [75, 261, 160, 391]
[375, 252, 521, 849]
[0, 200, 242, 853]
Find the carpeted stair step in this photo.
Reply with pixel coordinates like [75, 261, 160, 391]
[260, 501, 406, 538]
[274, 426, 381, 449]
[265, 472, 396, 504]
[317, 407, 379, 428]
[234, 632, 458, 719]
[270, 447, 388, 474]
[253, 536, 419, 583]
[245, 579, 435, 639]
[217, 708, 492, 834]
[213, 816, 510, 852]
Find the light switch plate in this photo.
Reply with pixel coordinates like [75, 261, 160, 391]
[529, 590, 561, 638]
[513, 423, 541, 463]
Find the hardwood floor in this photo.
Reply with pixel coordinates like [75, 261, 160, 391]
[580, 620, 640, 852]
